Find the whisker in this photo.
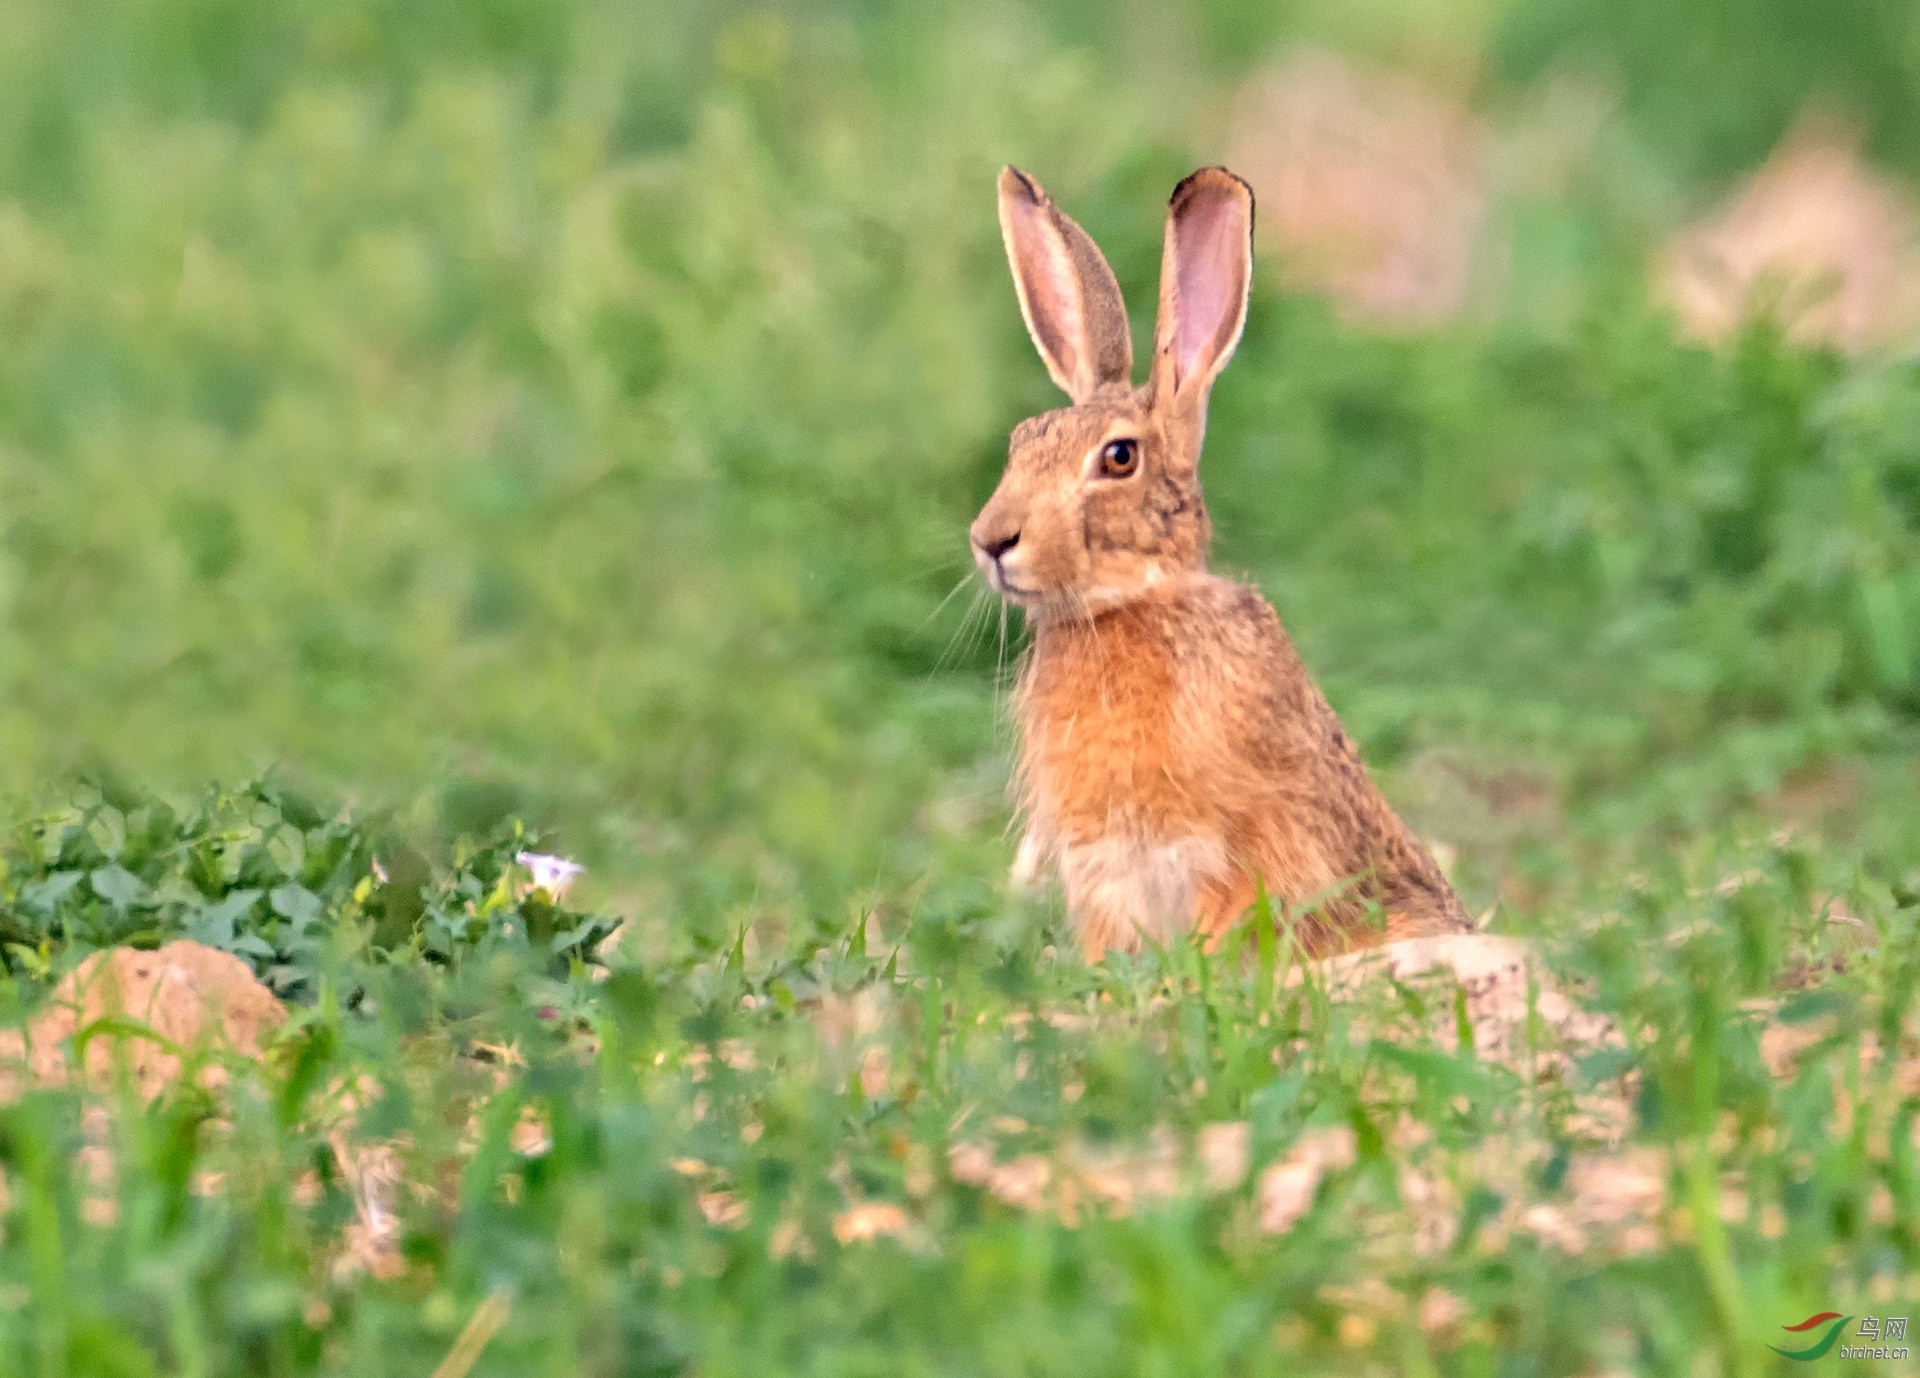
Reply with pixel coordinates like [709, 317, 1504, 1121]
[996, 599, 1013, 692]
[933, 584, 993, 678]
[907, 552, 976, 582]
[917, 569, 980, 638]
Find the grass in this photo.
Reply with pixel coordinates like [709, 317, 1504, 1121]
[1, 0, 1919, 1371]
[0, 780, 1914, 1375]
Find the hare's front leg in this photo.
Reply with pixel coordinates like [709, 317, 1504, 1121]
[1009, 824, 1051, 894]
[1194, 870, 1258, 951]
[1055, 834, 1228, 962]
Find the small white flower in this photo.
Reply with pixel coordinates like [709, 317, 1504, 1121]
[516, 851, 584, 900]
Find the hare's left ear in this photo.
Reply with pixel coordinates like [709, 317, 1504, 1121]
[1148, 167, 1254, 412]
[998, 167, 1134, 403]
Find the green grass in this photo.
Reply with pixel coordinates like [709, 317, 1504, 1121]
[1, 0, 1919, 1371]
[0, 779, 1914, 1375]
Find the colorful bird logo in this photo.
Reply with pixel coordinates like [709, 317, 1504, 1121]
[1769, 1313, 1853, 1361]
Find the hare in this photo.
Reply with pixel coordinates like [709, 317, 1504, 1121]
[972, 165, 1470, 961]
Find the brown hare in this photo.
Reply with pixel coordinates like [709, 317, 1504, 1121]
[971, 166, 1470, 961]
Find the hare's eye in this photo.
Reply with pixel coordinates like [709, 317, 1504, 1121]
[1098, 438, 1139, 478]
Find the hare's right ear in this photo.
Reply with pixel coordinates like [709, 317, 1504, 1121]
[997, 167, 1133, 403]
[1147, 167, 1253, 414]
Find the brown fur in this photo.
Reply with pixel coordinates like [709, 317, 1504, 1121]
[974, 166, 1469, 960]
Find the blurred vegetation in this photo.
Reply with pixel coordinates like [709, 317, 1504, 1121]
[1, 0, 1919, 1369]
[0, 778, 618, 999]
[3, 0, 1918, 936]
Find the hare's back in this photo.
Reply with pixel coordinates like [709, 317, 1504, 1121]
[1165, 577, 1331, 737]
[1171, 575, 1472, 940]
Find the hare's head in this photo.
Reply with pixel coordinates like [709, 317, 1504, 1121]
[971, 166, 1253, 616]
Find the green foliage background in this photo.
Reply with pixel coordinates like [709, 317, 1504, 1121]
[1, 0, 1919, 1372]
[4, 0, 1915, 933]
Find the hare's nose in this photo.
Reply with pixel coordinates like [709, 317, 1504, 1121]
[975, 528, 1020, 560]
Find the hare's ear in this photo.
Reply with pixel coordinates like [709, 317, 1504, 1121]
[997, 167, 1133, 403]
[1148, 167, 1253, 412]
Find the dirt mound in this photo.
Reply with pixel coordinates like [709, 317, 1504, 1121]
[1228, 50, 1487, 324]
[1661, 115, 1920, 352]
[0, 940, 286, 1102]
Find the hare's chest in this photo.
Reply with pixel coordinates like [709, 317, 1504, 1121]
[1053, 833, 1230, 953]
[1013, 613, 1242, 955]
[1016, 621, 1201, 836]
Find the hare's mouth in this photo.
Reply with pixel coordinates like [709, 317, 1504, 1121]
[980, 563, 1039, 603]
[972, 543, 1039, 603]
